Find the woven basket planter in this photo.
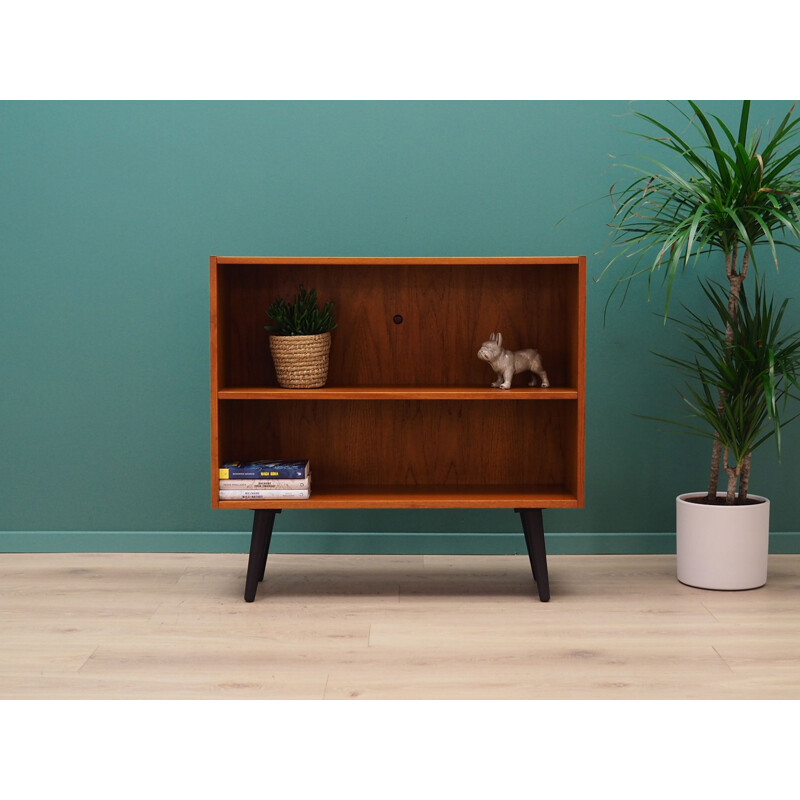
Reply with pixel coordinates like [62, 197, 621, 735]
[269, 332, 331, 388]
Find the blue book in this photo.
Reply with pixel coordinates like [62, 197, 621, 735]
[219, 460, 310, 480]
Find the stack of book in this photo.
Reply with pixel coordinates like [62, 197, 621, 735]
[218, 460, 311, 500]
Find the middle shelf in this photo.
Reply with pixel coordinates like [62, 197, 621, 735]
[217, 385, 580, 401]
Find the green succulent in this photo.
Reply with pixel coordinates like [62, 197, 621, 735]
[265, 285, 337, 336]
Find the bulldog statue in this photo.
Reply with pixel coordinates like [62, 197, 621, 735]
[477, 332, 549, 390]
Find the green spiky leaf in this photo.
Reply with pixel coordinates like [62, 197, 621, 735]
[265, 285, 338, 336]
[601, 100, 800, 316]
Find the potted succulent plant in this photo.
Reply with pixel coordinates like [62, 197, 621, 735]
[603, 100, 800, 588]
[265, 285, 337, 388]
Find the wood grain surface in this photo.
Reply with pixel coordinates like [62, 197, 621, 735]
[3, 552, 799, 699]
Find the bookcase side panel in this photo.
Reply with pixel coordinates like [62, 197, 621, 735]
[572, 257, 587, 505]
[210, 257, 225, 507]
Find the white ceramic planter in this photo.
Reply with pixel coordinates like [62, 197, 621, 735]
[676, 492, 770, 590]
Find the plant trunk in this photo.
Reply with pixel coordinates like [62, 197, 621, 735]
[708, 247, 737, 501]
[707, 246, 750, 504]
[725, 471, 738, 505]
[723, 448, 740, 504]
[707, 439, 722, 499]
[738, 452, 752, 503]
[726, 275, 744, 344]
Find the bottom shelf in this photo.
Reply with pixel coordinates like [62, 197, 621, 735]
[215, 484, 579, 510]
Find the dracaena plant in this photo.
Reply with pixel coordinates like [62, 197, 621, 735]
[603, 100, 800, 503]
[652, 281, 800, 504]
[265, 285, 337, 336]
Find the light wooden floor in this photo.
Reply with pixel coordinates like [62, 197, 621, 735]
[2, 552, 800, 699]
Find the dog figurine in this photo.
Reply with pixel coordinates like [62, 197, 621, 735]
[477, 332, 549, 390]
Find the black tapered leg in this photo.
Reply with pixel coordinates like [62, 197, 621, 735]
[516, 508, 550, 602]
[259, 509, 280, 581]
[244, 509, 278, 602]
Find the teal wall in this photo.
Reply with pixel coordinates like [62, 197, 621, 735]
[3, 100, 799, 553]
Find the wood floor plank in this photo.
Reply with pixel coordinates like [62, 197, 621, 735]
[0, 672, 329, 700]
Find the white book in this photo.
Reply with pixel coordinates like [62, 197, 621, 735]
[219, 489, 311, 500]
[219, 477, 311, 490]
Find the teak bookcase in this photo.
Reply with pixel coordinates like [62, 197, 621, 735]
[210, 256, 586, 602]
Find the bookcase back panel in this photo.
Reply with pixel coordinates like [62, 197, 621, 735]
[217, 262, 580, 388]
[218, 399, 574, 489]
